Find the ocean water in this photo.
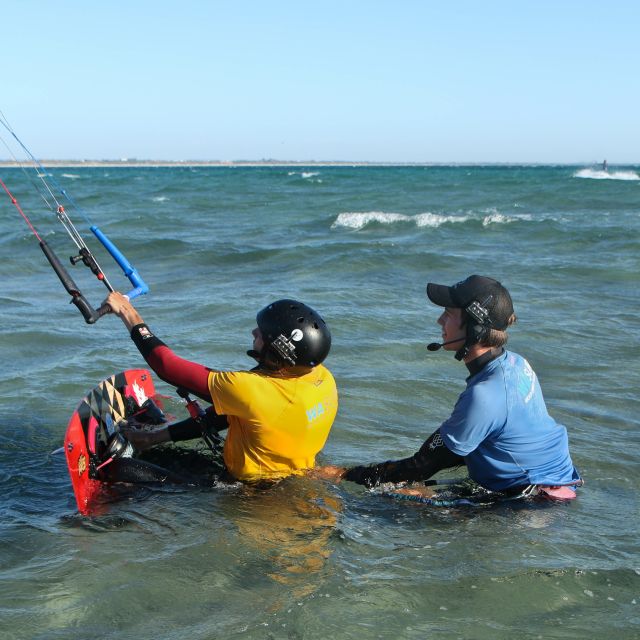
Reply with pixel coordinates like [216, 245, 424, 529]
[0, 164, 638, 639]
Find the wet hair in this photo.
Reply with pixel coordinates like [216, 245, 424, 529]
[479, 313, 517, 348]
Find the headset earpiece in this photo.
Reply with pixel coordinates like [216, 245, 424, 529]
[455, 299, 492, 360]
[471, 323, 488, 343]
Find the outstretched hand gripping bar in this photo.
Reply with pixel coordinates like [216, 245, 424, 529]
[90, 226, 148, 299]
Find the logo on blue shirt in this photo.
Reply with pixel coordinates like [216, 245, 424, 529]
[517, 359, 537, 403]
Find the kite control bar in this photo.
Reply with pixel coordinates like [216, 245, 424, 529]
[0, 112, 148, 309]
[0, 112, 149, 323]
[40, 239, 110, 324]
[0, 176, 112, 324]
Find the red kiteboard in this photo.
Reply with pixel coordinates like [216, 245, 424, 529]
[64, 369, 157, 515]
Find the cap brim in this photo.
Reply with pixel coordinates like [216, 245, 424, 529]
[426, 283, 456, 307]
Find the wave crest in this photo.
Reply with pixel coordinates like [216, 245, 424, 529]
[574, 168, 639, 181]
[288, 170, 322, 182]
[332, 211, 410, 229]
[415, 212, 470, 227]
[332, 210, 527, 230]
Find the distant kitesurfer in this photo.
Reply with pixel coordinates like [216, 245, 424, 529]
[602, 159, 608, 172]
[104, 293, 337, 483]
[318, 275, 581, 500]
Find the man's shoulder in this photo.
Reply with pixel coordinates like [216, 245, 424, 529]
[488, 350, 529, 375]
[313, 363, 334, 379]
[214, 364, 335, 384]
[501, 349, 527, 363]
[498, 350, 537, 377]
[464, 354, 512, 403]
[210, 368, 262, 385]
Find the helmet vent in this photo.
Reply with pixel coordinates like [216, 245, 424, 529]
[297, 316, 304, 323]
[313, 322, 319, 329]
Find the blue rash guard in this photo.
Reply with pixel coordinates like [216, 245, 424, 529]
[439, 350, 581, 491]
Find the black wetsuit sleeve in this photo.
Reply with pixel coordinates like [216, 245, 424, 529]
[168, 408, 229, 442]
[168, 417, 205, 442]
[130, 322, 166, 357]
[343, 428, 464, 487]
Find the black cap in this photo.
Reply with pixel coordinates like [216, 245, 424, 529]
[426, 275, 514, 330]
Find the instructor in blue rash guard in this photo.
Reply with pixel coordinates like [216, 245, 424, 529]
[326, 275, 581, 500]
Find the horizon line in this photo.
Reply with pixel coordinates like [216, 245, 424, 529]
[0, 159, 631, 168]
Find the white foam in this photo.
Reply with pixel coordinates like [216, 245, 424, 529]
[574, 168, 639, 181]
[333, 209, 537, 230]
[60, 173, 80, 179]
[287, 170, 322, 183]
[481, 208, 534, 225]
[415, 212, 470, 227]
[152, 196, 168, 202]
[287, 171, 320, 178]
[332, 211, 410, 229]
[482, 213, 513, 226]
[332, 211, 474, 230]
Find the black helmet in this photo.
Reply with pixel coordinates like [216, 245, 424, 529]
[256, 299, 331, 367]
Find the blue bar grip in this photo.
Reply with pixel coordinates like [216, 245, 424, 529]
[90, 225, 149, 299]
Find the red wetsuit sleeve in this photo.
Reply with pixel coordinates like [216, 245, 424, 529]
[130, 323, 212, 401]
[145, 345, 212, 400]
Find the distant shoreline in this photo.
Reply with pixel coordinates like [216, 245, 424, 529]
[0, 159, 422, 168]
[0, 159, 628, 168]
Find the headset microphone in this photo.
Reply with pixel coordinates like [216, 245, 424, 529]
[426, 337, 466, 352]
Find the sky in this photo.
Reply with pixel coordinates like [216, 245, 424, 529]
[1, 1, 639, 163]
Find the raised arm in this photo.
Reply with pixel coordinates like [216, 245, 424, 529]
[105, 292, 212, 401]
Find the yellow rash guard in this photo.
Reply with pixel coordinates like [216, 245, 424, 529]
[208, 365, 338, 482]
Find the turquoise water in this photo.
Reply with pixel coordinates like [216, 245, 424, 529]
[0, 165, 639, 639]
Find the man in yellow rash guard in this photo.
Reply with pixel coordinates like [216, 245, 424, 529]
[104, 294, 337, 483]
[210, 365, 337, 482]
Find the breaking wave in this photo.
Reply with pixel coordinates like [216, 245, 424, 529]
[574, 168, 639, 181]
[288, 170, 322, 182]
[332, 210, 531, 230]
